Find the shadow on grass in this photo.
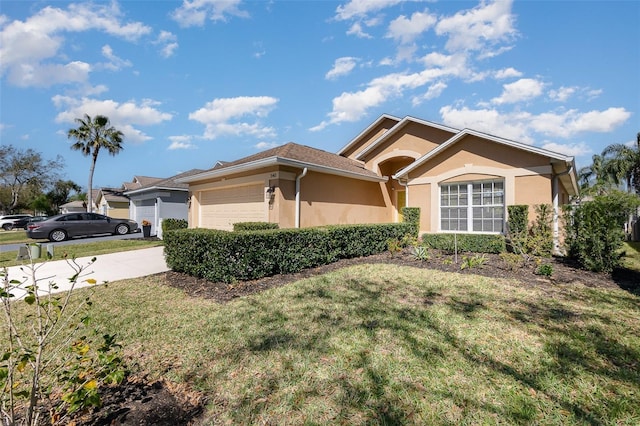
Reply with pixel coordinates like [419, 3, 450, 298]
[193, 271, 638, 424]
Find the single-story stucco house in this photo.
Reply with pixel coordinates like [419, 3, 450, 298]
[124, 170, 204, 237]
[177, 114, 578, 250]
[95, 188, 130, 219]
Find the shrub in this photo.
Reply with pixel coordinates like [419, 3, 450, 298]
[162, 218, 188, 232]
[535, 263, 554, 277]
[421, 233, 506, 254]
[506, 205, 529, 254]
[563, 191, 640, 273]
[460, 254, 488, 270]
[527, 204, 553, 257]
[164, 222, 415, 283]
[233, 222, 279, 232]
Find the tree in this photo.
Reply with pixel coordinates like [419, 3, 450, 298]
[0, 145, 62, 213]
[47, 180, 82, 214]
[67, 115, 124, 213]
[577, 154, 615, 196]
[602, 132, 640, 194]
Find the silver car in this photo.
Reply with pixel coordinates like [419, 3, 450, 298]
[26, 213, 139, 242]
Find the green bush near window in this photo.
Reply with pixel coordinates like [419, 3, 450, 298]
[161, 218, 188, 232]
[164, 222, 416, 283]
[233, 222, 280, 231]
[421, 233, 506, 254]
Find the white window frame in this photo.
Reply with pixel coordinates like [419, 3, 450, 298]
[439, 179, 505, 233]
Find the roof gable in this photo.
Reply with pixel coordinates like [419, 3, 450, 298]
[354, 115, 458, 161]
[124, 169, 205, 195]
[337, 114, 401, 157]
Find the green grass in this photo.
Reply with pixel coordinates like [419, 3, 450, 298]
[0, 238, 163, 267]
[9, 263, 637, 425]
[0, 229, 34, 245]
[622, 241, 640, 272]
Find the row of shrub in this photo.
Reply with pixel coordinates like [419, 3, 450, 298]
[164, 222, 416, 283]
[420, 233, 506, 254]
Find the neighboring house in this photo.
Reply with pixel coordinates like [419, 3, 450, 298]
[124, 170, 204, 237]
[95, 188, 130, 219]
[177, 114, 578, 251]
[59, 200, 91, 214]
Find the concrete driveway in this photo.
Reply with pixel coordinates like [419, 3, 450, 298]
[2, 246, 169, 299]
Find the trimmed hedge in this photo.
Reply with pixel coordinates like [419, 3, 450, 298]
[233, 222, 280, 231]
[164, 222, 416, 283]
[161, 218, 188, 232]
[421, 233, 506, 254]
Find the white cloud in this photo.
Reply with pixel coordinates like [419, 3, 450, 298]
[541, 141, 591, 157]
[530, 107, 632, 137]
[435, 0, 516, 54]
[0, 3, 151, 87]
[439, 105, 534, 143]
[313, 52, 471, 130]
[189, 96, 279, 140]
[100, 45, 132, 71]
[548, 86, 577, 102]
[254, 141, 281, 150]
[168, 135, 197, 150]
[326, 57, 359, 80]
[334, 0, 404, 21]
[494, 67, 522, 79]
[491, 78, 545, 104]
[155, 31, 179, 58]
[172, 0, 248, 27]
[346, 22, 372, 38]
[53, 96, 172, 143]
[386, 10, 437, 44]
[412, 81, 447, 105]
[439, 105, 632, 144]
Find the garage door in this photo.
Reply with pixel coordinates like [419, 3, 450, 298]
[200, 184, 266, 230]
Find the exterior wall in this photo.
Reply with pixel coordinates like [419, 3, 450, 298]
[407, 183, 431, 232]
[405, 135, 558, 234]
[514, 174, 552, 225]
[105, 203, 129, 219]
[342, 117, 399, 159]
[361, 122, 454, 171]
[298, 171, 390, 228]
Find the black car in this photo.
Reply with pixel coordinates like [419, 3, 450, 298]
[26, 213, 139, 242]
[12, 215, 48, 230]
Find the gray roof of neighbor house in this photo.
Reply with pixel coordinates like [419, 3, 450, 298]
[124, 169, 205, 195]
[178, 142, 385, 183]
[123, 176, 164, 191]
[98, 188, 129, 203]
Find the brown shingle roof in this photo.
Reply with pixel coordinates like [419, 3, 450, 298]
[125, 169, 205, 194]
[210, 142, 379, 178]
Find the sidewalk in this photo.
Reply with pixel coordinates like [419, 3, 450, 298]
[2, 246, 170, 299]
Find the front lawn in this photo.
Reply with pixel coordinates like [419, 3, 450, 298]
[23, 262, 638, 424]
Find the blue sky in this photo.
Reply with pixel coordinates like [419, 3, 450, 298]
[1, 0, 638, 190]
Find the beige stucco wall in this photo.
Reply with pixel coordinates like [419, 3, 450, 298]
[403, 135, 564, 234]
[298, 171, 390, 227]
[342, 117, 399, 159]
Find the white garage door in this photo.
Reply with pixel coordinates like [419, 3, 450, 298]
[200, 184, 266, 230]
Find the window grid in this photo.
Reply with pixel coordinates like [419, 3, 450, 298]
[441, 180, 504, 233]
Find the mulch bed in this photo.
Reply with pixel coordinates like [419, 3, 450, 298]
[162, 249, 640, 303]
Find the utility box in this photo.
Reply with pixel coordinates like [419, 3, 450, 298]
[29, 243, 41, 259]
[46, 244, 54, 259]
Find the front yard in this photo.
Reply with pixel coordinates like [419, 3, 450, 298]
[13, 247, 637, 425]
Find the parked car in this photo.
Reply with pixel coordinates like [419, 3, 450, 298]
[26, 213, 139, 242]
[0, 214, 32, 230]
[11, 215, 48, 230]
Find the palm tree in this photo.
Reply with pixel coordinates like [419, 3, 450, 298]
[602, 132, 640, 194]
[68, 114, 124, 212]
[577, 154, 614, 196]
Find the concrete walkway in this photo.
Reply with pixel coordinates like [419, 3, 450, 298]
[2, 246, 170, 299]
